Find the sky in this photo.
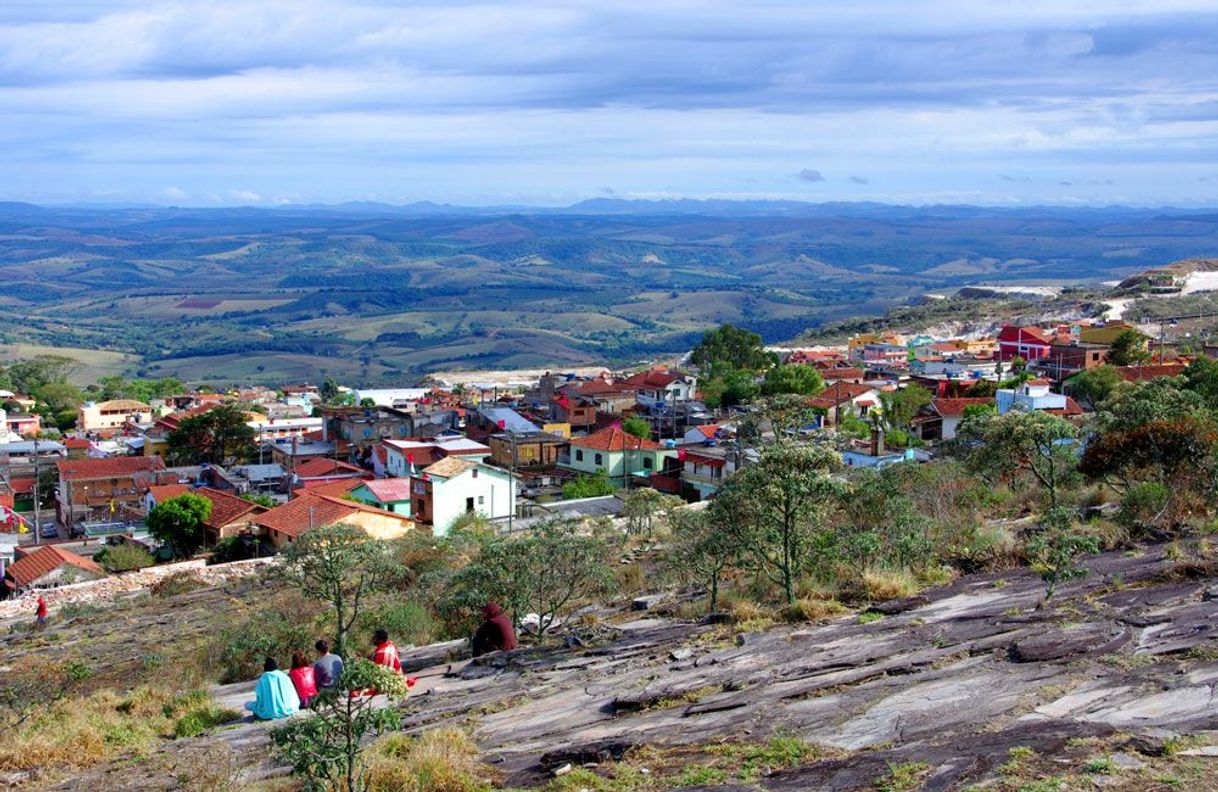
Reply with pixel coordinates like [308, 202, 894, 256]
[2, 1, 1218, 207]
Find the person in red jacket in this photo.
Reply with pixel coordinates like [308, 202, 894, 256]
[35, 595, 47, 628]
[472, 601, 517, 657]
[370, 628, 402, 673]
[288, 650, 318, 708]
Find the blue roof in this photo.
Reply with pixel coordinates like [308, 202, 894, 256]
[478, 407, 539, 434]
[0, 441, 65, 454]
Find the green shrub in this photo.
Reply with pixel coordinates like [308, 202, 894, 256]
[95, 543, 156, 573]
[1119, 481, 1171, 533]
[357, 601, 436, 648]
[173, 705, 240, 738]
[213, 607, 317, 683]
[151, 571, 206, 598]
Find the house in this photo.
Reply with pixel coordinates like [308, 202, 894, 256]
[204, 463, 288, 496]
[808, 382, 882, 427]
[247, 416, 324, 443]
[996, 326, 1053, 362]
[820, 366, 866, 385]
[383, 438, 491, 478]
[0, 440, 66, 476]
[3, 411, 40, 438]
[488, 431, 568, 469]
[353, 388, 430, 410]
[550, 393, 598, 430]
[322, 406, 415, 455]
[1079, 321, 1143, 347]
[410, 457, 515, 536]
[682, 424, 724, 446]
[561, 426, 677, 486]
[55, 456, 166, 530]
[291, 457, 367, 488]
[569, 379, 638, 415]
[619, 367, 697, 406]
[911, 398, 995, 441]
[681, 449, 740, 500]
[4, 545, 105, 595]
[350, 479, 414, 515]
[1037, 343, 1110, 380]
[996, 380, 1073, 414]
[473, 407, 540, 438]
[194, 487, 269, 545]
[295, 478, 364, 499]
[253, 491, 415, 548]
[268, 437, 338, 471]
[76, 399, 154, 435]
[860, 343, 908, 364]
[143, 482, 193, 512]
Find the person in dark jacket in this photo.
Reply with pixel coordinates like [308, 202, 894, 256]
[472, 601, 517, 657]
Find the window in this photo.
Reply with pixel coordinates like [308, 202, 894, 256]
[477, 495, 484, 505]
[471, 468, 478, 478]
[594, 453, 603, 466]
[643, 457, 653, 469]
[575, 449, 584, 462]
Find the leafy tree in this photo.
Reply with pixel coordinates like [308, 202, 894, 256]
[690, 324, 775, 379]
[1182, 356, 1218, 409]
[621, 416, 651, 440]
[241, 493, 277, 507]
[36, 465, 58, 510]
[760, 364, 824, 397]
[667, 507, 741, 612]
[561, 469, 616, 499]
[94, 543, 155, 572]
[965, 380, 999, 398]
[1064, 364, 1121, 412]
[448, 517, 612, 639]
[358, 397, 376, 408]
[147, 493, 213, 558]
[961, 409, 1079, 508]
[320, 377, 341, 403]
[1025, 508, 1099, 599]
[1107, 329, 1150, 366]
[700, 368, 761, 409]
[278, 523, 398, 659]
[1093, 377, 1209, 433]
[1010, 355, 1027, 374]
[166, 403, 256, 465]
[5, 355, 77, 394]
[879, 384, 932, 430]
[838, 473, 933, 572]
[270, 659, 406, 792]
[712, 444, 846, 603]
[33, 381, 84, 431]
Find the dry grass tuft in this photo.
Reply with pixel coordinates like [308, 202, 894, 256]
[780, 597, 848, 623]
[859, 569, 921, 602]
[365, 728, 494, 792]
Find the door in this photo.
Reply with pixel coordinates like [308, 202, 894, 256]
[465, 497, 475, 513]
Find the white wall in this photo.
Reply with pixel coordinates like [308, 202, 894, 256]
[432, 465, 515, 536]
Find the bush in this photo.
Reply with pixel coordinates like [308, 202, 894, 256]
[212, 600, 321, 683]
[95, 543, 155, 573]
[1119, 481, 1172, 534]
[779, 598, 847, 622]
[150, 571, 206, 598]
[357, 601, 435, 648]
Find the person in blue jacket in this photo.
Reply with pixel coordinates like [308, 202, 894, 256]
[245, 657, 301, 720]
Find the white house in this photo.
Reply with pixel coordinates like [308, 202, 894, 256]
[383, 438, 491, 478]
[411, 457, 515, 536]
[354, 388, 432, 410]
[996, 380, 1067, 414]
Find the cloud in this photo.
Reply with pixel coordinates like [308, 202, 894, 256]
[849, 175, 869, 184]
[1, 1, 1218, 205]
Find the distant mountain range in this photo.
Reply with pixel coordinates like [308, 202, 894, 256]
[1, 200, 1216, 385]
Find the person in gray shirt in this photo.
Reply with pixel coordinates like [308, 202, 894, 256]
[313, 639, 344, 689]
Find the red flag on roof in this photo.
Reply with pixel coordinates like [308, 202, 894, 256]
[406, 452, 414, 464]
[557, 394, 571, 409]
[497, 419, 507, 430]
[677, 449, 687, 461]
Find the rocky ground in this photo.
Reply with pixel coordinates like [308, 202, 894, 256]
[31, 542, 1218, 791]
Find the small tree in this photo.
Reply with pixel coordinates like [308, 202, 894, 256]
[878, 384, 933, 431]
[147, 493, 213, 558]
[1064, 364, 1121, 412]
[449, 517, 612, 639]
[760, 364, 825, 397]
[962, 409, 1079, 509]
[278, 523, 398, 659]
[621, 487, 681, 540]
[668, 507, 741, 612]
[713, 444, 846, 604]
[166, 403, 256, 466]
[1107, 329, 1150, 366]
[621, 416, 652, 440]
[271, 659, 406, 792]
[1025, 508, 1099, 599]
[561, 469, 616, 499]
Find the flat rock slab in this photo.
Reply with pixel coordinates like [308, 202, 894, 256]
[1011, 623, 1130, 662]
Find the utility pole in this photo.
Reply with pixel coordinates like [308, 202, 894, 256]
[31, 436, 41, 544]
[507, 428, 516, 533]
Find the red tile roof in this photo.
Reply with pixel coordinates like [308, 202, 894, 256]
[575, 379, 636, 397]
[931, 397, 996, 418]
[817, 381, 875, 404]
[8, 545, 104, 587]
[1116, 364, 1187, 382]
[195, 486, 264, 529]
[296, 478, 364, 497]
[570, 426, 664, 452]
[620, 369, 682, 389]
[56, 456, 165, 482]
[8, 477, 35, 495]
[690, 424, 719, 439]
[293, 458, 365, 478]
[63, 437, 92, 449]
[253, 492, 409, 538]
[997, 325, 1053, 345]
[684, 451, 726, 468]
[1045, 397, 1086, 417]
[821, 367, 865, 381]
[147, 483, 192, 503]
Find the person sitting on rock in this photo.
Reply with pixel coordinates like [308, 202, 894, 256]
[370, 628, 402, 674]
[288, 650, 318, 708]
[244, 657, 300, 720]
[472, 601, 518, 657]
[313, 639, 344, 690]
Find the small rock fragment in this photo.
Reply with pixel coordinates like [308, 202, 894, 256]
[1110, 752, 1145, 771]
[1127, 728, 1178, 757]
[552, 763, 573, 777]
[669, 648, 693, 662]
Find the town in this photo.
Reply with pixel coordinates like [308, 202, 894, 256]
[0, 311, 1199, 596]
